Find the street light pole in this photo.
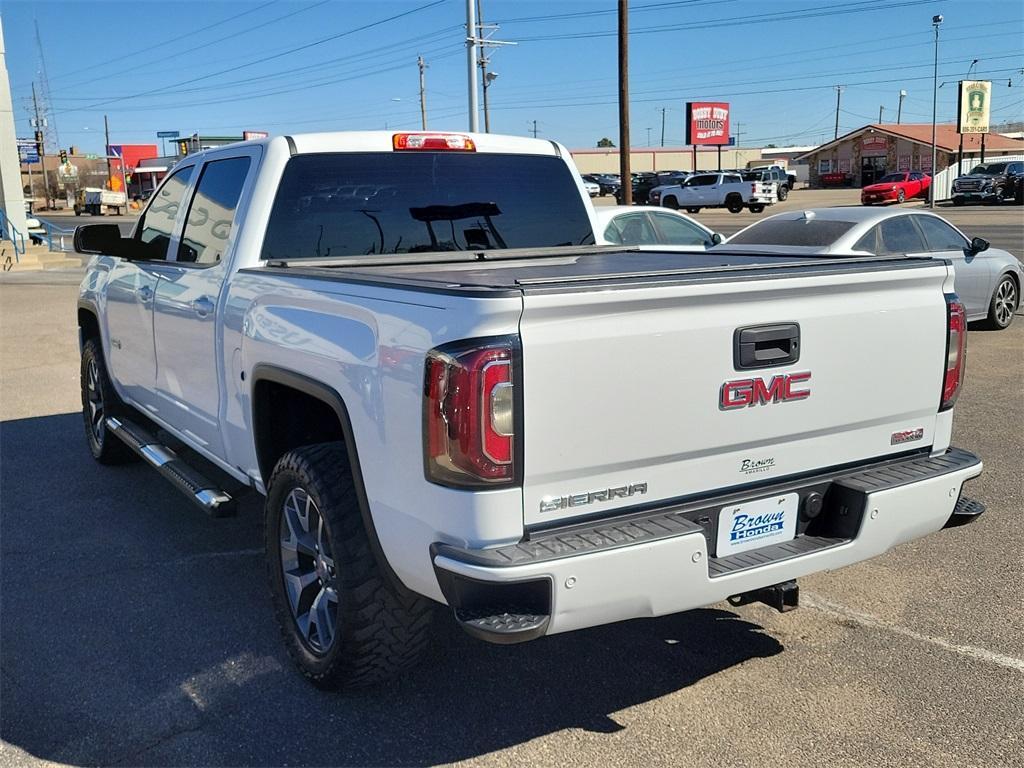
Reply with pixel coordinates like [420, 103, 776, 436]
[930, 14, 942, 209]
[897, 89, 907, 123]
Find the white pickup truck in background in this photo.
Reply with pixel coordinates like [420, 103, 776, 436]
[657, 171, 777, 214]
[75, 131, 983, 690]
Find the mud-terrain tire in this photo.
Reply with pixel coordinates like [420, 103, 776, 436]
[80, 338, 135, 465]
[265, 442, 433, 689]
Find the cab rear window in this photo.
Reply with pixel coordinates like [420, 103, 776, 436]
[261, 152, 594, 260]
[728, 219, 856, 247]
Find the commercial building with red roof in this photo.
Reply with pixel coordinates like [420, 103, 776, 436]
[795, 123, 1024, 188]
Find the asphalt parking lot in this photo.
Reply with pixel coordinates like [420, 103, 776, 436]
[1, 192, 1022, 768]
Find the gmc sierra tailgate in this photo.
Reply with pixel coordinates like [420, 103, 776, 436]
[517, 257, 952, 527]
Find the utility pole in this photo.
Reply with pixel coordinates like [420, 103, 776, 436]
[897, 89, 907, 123]
[31, 82, 49, 210]
[617, 0, 631, 204]
[834, 85, 843, 140]
[466, 0, 478, 131]
[530, 120, 538, 138]
[473, 0, 514, 134]
[646, 127, 652, 146]
[418, 56, 428, 130]
[660, 107, 666, 147]
[104, 114, 113, 189]
[879, 105, 884, 123]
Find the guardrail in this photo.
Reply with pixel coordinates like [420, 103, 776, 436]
[0, 207, 26, 260]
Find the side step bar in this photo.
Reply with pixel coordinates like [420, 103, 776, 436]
[105, 417, 236, 517]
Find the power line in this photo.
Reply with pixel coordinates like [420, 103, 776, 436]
[46, 1, 279, 84]
[50, 0, 332, 95]
[513, 0, 937, 41]
[61, 0, 448, 114]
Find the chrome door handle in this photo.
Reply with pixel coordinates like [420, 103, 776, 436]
[191, 296, 215, 317]
[138, 285, 154, 301]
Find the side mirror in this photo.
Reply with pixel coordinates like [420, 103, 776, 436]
[969, 236, 990, 254]
[75, 224, 128, 256]
[710, 232, 724, 245]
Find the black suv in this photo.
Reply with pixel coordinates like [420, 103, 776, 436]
[951, 161, 1024, 206]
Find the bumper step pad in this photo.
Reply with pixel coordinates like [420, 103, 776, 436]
[436, 448, 982, 573]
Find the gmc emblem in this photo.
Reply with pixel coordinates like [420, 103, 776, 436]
[720, 372, 811, 410]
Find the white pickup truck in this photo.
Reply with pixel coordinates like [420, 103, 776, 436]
[659, 171, 776, 214]
[75, 131, 983, 689]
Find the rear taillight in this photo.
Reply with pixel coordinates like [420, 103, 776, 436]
[393, 133, 476, 151]
[940, 295, 966, 411]
[424, 337, 518, 487]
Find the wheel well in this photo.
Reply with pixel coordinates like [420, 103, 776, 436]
[725, 192, 742, 201]
[252, 378, 346, 486]
[78, 308, 100, 343]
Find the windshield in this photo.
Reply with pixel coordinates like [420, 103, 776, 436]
[727, 218, 856, 247]
[261, 152, 594, 260]
[969, 163, 1006, 175]
[877, 173, 908, 184]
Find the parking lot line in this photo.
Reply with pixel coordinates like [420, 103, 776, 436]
[804, 592, 1024, 674]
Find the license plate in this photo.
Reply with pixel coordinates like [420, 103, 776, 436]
[716, 492, 799, 557]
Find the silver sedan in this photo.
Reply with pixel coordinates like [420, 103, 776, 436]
[716, 207, 1022, 329]
[594, 205, 723, 249]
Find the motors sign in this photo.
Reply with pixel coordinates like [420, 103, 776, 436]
[958, 80, 991, 134]
[686, 102, 730, 145]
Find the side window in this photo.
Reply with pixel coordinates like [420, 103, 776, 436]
[603, 220, 624, 244]
[914, 215, 968, 252]
[177, 156, 251, 265]
[818, 159, 832, 174]
[692, 175, 717, 186]
[612, 214, 658, 245]
[724, 174, 742, 184]
[853, 227, 879, 254]
[876, 216, 926, 255]
[649, 213, 709, 246]
[135, 165, 194, 260]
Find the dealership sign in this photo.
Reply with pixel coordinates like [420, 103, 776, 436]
[685, 102, 730, 145]
[958, 80, 991, 134]
[243, 130, 269, 141]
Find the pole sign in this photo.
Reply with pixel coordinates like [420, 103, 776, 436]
[685, 102, 730, 145]
[156, 130, 180, 138]
[17, 138, 39, 164]
[957, 81, 991, 134]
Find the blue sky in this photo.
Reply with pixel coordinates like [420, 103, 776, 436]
[2, 0, 1022, 155]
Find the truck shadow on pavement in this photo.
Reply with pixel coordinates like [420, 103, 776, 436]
[1, 413, 783, 767]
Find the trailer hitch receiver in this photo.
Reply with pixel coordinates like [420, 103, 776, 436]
[728, 579, 799, 613]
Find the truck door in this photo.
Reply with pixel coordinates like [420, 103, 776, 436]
[151, 148, 258, 460]
[103, 164, 195, 408]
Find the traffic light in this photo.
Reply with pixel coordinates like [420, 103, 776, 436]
[178, 140, 188, 156]
[34, 130, 44, 156]
[59, 149, 68, 165]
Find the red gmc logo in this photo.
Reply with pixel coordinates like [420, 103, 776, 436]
[720, 372, 812, 410]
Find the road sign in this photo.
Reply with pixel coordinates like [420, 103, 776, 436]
[17, 138, 39, 164]
[156, 130, 180, 138]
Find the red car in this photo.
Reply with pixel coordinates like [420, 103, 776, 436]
[861, 172, 931, 205]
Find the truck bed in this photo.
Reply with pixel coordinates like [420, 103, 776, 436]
[252, 247, 937, 295]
